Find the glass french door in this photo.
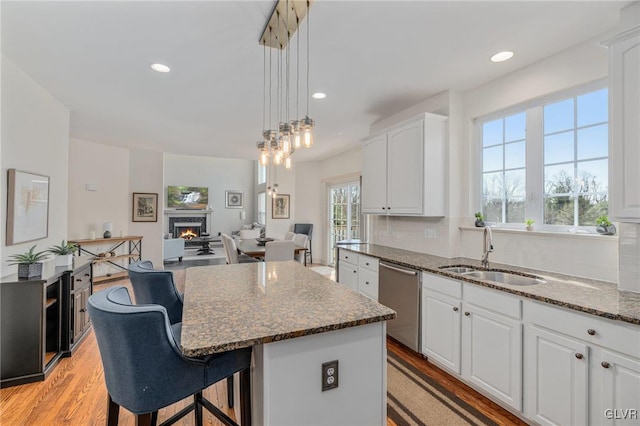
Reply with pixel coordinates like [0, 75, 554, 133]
[328, 182, 360, 265]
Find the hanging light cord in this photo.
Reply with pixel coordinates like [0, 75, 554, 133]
[306, 0, 310, 116]
[296, 16, 300, 120]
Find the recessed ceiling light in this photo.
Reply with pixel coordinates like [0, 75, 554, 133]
[312, 92, 326, 99]
[150, 63, 171, 73]
[490, 51, 514, 63]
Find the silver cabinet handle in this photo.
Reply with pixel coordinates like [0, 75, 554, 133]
[601, 361, 610, 369]
[453, 307, 459, 312]
[575, 353, 584, 359]
[587, 329, 596, 336]
[380, 263, 417, 276]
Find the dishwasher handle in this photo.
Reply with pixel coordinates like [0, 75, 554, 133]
[380, 262, 418, 276]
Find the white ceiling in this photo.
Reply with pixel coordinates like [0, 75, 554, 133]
[1, 1, 630, 162]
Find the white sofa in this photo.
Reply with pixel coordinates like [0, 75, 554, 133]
[163, 238, 185, 262]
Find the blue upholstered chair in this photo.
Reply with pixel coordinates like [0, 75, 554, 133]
[128, 260, 237, 408]
[88, 286, 251, 426]
[293, 223, 313, 264]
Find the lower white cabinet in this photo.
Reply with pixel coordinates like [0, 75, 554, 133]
[524, 301, 640, 426]
[461, 300, 522, 411]
[421, 289, 461, 374]
[524, 325, 589, 426]
[337, 262, 358, 292]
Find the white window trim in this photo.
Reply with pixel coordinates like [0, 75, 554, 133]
[473, 79, 608, 233]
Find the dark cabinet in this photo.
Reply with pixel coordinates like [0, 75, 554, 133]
[1, 257, 93, 388]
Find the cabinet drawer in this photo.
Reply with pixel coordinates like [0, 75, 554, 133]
[72, 270, 91, 291]
[359, 255, 379, 273]
[524, 300, 640, 358]
[358, 268, 379, 300]
[422, 272, 462, 299]
[339, 250, 359, 266]
[463, 284, 521, 319]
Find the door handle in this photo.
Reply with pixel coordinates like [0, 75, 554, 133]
[380, 263, 417, 276]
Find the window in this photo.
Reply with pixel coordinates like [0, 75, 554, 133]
[258, 164, 266, 184]
[479, 85, 608, 229]
[327, 182, 360, 265]
[257, 191, 266, 225]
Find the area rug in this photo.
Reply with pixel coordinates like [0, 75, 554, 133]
[387, 351, 497, 426]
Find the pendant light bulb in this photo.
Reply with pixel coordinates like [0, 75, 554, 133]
[274, 150, 283, 165]
[285, 156, 292, 169]
[283, 137, 291, 154]
[304, 128, 313, 148]
[293, 131, 301, 149]
[260, 152, 269, 166]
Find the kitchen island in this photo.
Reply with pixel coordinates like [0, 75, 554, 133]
[180, 261, 396, 426]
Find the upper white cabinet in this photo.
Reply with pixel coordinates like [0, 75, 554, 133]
[362, 113, 447, 216]
[608, 26, 640, 222]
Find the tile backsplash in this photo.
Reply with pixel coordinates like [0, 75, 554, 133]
[619, 223, 640, 293]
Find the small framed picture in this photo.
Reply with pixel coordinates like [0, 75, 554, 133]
[132, 192, 158, 222]
[272, 194, 290, 219]
[225, 190, 244, 208]
[6, 169, 50, 245]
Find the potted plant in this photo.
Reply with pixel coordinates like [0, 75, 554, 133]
[48, 240, 78, 267]
[8, 245, 49, 279]
[525, 219, 535, 231]
[596, 215, 616, 235]
[474, 212, 485, 227]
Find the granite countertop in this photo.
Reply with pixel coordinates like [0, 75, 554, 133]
[339, 244, 640, 326]
[180, 261, 396, 357]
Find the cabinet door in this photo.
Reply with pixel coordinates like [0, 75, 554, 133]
[387, 120, 424, 215]
[597, 350, 640, 426]
[362, 135, 388, 214]
[337, 262, 358, 292]
[462, 303, 522, 410]
[421, 290, 461, 374]
[358, 268, 378, 301]
[72, 291, 83, 343]
[524, 325, 589, 426]
[81, 285, 91, 331]
[610, 31, 640, 221]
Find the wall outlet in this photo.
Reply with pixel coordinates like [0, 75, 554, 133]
[424, 228, 437, 239]
[322, 360, 339, 391]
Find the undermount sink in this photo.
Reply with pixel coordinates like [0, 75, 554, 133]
[440, 266, 476, 274]
[463, 270, 545, 286]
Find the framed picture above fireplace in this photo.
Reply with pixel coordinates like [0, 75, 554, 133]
[225, 190, 244, 209]
[132, 192, 158, 222]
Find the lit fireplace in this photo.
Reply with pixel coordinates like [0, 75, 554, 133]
[179, 229, 198, 240]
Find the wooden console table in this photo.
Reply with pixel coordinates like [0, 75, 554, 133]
[69, 236, 143, 284]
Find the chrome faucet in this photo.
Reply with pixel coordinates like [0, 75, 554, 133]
[481, 226, 493, 268]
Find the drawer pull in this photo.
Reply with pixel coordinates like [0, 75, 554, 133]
[601, 361, 610, 369]
[353, 270, 356, 274]
[84, 273, 90, 277]
[587, 329, 596, 336]
[79, 308, 87, 313]
[453, 307, 459, 312]
[365, 262, 369, 266]
[345, 256, 348, 259]
[365, 281, 370, 285]
[382, 207, 386, 210]
[76, 278, 82, 282]
[575, 353, 584, 360]
[464, 311, 470, 316]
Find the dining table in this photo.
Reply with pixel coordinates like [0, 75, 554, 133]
[236, 239, 308, 265]
[180, 261, 396, 425]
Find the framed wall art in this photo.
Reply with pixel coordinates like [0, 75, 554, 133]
[225, 190, 244, 209]
[132, 192, 158, 222]
[272, 194, 290, 219]
[6, 168, 50, 246]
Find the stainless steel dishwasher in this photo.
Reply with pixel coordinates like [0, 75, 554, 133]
[378, 261, 421, 351]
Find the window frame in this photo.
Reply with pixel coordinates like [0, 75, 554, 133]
[474, 79, 608, 232]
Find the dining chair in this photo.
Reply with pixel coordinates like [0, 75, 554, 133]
[128, 260, 237, 408]
[293, 223, 313, 264]
[88, 286, 252, 426]
[221, 234, 258, 264]
[265, 240, 295, 261]
[284, 231, 296, 241]
[293, 234, 309, 264]
[239, 229, 260, 239]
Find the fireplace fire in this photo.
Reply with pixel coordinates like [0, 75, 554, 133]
[179, 229, 198, 240]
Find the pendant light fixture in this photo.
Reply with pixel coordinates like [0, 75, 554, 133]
[257, 0, 314, 171]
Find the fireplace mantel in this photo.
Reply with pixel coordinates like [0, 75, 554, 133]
[164, 209, 213, 215]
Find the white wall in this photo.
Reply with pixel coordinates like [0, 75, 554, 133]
[265, 165, 295, 239]
[164, 154, 255, 236]
[295, 147, 363, 264]
[130, 149, 164, 267]
[67, 139, 130, 240]
[1, 57, 70, 276]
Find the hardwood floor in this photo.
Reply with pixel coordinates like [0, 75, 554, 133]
[1, 276, 526, 426]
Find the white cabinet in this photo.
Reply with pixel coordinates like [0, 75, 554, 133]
[524, 325, 589, 426]
[361, 113, 447, 216]
[421, 273, 522, 410]
[337, 250, 379, 299]
[608, 27, 640, 222]
[461, 297, 522, 411]
[524, 301, 640, 426]
[421, 286, 461, 374]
